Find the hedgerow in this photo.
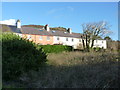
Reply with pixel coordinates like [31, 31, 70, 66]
[37, 45, 73, 53]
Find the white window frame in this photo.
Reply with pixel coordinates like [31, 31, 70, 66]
[27, 35, 31, 40]
[79, 39, 81, 42]
[57, 37, 59, 40]
[47, 36, 50, 41]
[72, 38, 74, 42]
[39, 36, 43, 40]
[96, 40, 98, 43]
[102, 41, 104, 43]
[66, 38, 68, 41]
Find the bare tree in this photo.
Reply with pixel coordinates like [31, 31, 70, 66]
[81, 21, 112, 51]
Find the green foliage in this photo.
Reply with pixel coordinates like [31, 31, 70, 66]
[104, 36, 112, 41]
[22, 25, 44, 28]
[93, 47, 104, 52]
[2, 33, 47, 80]
[37, 45, 73, 53]
[50, 27, 67, 31]
[22, 25, 67, 31]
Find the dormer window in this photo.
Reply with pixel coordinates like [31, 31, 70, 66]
[64, 32, 67, 34]
[52, 31, 56, 33]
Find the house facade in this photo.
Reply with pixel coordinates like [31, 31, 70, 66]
[1, 19, 107, 49]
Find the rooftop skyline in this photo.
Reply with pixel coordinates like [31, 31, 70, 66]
[1, 2, 118, 40]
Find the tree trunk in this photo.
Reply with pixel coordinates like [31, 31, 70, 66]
[91, 39, 95, 48]
[82, 38, 85, 50]
[85, 34, 89, 52]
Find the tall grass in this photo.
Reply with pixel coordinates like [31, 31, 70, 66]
[47, 51, 119, 66]
[3, 51, 119, 88]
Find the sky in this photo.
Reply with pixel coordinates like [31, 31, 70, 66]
[1, 2, 118, 40]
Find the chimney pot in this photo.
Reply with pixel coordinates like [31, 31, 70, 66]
[45, 24, 50, 31]
[16, 19, 21, 28]
[68, 28, 72, 34]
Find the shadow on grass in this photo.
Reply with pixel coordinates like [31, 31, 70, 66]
[3, 60, 119, 88]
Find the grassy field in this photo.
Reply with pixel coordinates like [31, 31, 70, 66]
[3, 51, 119, 88]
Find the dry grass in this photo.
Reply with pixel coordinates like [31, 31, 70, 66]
[47, 51, 119, 66]
[3, 51, 119, 88]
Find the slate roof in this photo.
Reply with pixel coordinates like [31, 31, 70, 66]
[21, 27, 53, 36]
[2, 25, 82, 38]
[49, 30, 82, 38]
[8, 25, 22, 33]
[0, 24, 22, 33]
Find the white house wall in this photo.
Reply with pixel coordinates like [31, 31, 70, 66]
[93, 40, 107, 49]
[53, 36, 82, 49]
[53, 36, 107, 49]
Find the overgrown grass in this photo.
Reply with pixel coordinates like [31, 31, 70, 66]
[3, 51, 119, 88]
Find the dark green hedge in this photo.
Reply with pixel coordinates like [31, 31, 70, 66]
[37, 45, 73, 53]
[2, 33, 47, 80]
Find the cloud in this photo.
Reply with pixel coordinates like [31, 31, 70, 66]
[47, 9, 57, 14]
[67, 6, 74, 11]
[0, 19, 16, 25]
[47, 8, 64, 15]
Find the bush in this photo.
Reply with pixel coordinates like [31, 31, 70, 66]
[93, 47, 104, 52]
[2, 33, 47, 80]
[37, 45, 73, 53]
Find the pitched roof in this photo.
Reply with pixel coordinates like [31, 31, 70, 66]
[49, 30, 82, 38]
[2, 25, 82, 38]
[21, 27, 52, 36]
[21, 26, 82, 38]
[8, 25, 21, 33]
[0, 24, 21, 33]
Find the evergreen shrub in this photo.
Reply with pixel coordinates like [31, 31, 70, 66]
[38, 45, 73, 53]
[2, 33, 47, 80]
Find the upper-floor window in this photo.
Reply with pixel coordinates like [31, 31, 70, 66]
[79, 39, 81, 42]
[66, 38, 68, 41]
[47, 36, 50, 41]
[57, 37, 59, 40]
[102, 41, 104, 43]
[96, 40, 98, 43]
[39, 36, 43, 40]
[72, 38, 74, 42]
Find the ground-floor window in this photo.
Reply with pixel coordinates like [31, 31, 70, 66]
[39, 36, 43, 40]
[72, 38, 74, 42]
[47, 36, 50, 41]
[27, 35, 31, 40]
[66, 38, 68, 41]
[57, 37, 59, 40]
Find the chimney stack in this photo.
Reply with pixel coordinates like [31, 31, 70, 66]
[45, 24, 50, 31]
[16, 19, 21, 28]
[68, 28, 72, 34]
